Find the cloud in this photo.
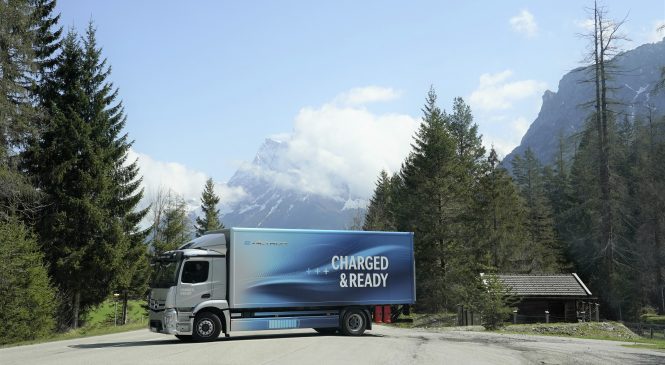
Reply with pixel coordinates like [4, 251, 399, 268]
[575, 18, 595, 32]
[333, 86, 401, 106]
[469, 70, 547, 111]
[648, 20, 665, 43]
[482, 117, 532, 158]
[238, 90, 419, 200]
[510, 10, 538, 37]
[127, 149, 247, 213]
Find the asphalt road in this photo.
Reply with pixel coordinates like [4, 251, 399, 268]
[2, 325, 664, 365]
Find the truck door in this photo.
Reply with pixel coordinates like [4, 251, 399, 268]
[177, 259, 212, 310]
[211, 257, 226, 300]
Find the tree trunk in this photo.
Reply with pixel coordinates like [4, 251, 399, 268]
[72, 291, 80, 329]
[121, 291, 129, 325]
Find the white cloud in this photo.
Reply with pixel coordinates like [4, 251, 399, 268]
[482, 116, 531, 159]
[469, 70, 547, 111]
[333, 86, 401, 106]
[510, 10, 538, 37]
[575, 18, 595, 32]
[238, 90, 419, 200]
[648, 20, 665, 43]
[127, 149, 247, 213]
[511, 116, 530, 136]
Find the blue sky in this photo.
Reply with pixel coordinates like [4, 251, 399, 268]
[55, 1, 665, 205]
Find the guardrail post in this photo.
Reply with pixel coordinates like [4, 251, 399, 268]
[545, 310, 550, 323]
[650, 327, 653, 339]
[595, 304, 599, 322]
[513, 309, 518, 324]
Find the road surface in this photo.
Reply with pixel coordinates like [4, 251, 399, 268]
[2, 325, 664, 364]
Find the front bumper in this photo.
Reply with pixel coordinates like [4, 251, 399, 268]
[149, 308, 194, 335]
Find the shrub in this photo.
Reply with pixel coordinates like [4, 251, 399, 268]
[478, 274, 514, 330]
[0, 218, 56, 344]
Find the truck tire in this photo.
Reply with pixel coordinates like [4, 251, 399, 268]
[341, 308, 366, 336]
[314, 328, 338, 335]
[193, 311, 222, 341]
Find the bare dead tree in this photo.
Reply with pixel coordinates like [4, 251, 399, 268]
[577, 1, 630, 315]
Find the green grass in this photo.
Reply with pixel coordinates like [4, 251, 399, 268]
[1, 299, 149, 349]
[499, 321, 665, 351]
[84, 299, 147, 327]
[641, 315, 665, 325]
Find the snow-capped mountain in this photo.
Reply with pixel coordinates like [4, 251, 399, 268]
[221, 138, 365, 229]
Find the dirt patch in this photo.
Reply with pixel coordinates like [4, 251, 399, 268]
[500, 321, 640, 340]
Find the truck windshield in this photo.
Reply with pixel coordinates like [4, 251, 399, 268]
[150, 259, 180, 288]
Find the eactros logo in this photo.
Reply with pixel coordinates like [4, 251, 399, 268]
[244, 240, 288, 247]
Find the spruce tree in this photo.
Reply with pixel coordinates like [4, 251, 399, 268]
[0, 0, 35, 163]
[511, 148, 562, 273]
[631, 115, 665, 314]
[363, 170, 395, 231]
[472, 149, 529, 272]
[0, 217, 56, 344]
[396, 88, 462, 311]
[195, 178, 223, 237]
[29, 0, 62, 103]
[24, 25, 147, 329]
[153, 193, 191, 253]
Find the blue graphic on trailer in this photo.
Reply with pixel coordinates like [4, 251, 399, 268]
[230, 228, 415, 308]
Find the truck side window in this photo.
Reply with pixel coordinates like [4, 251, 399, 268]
[181, 261, 209, 284]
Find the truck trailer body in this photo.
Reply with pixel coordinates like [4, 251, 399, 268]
[148, 227, 415, 341]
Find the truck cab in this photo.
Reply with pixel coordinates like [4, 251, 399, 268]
[149, 233, 230, 341]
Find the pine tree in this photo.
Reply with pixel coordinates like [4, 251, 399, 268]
[511, 148, 562, 273]
[472, 149, 529, 272]
[153, 191, 191, 254]
[0, 217, 56, 344]
[195, 178, 222, 237]
[396, 88, 464, 311]
[575, 1, 629, 318]
[0, 0, 35, 162]
[29, 0, 61, 103]
[631, 114, 665, 314]
[24, 25, 147, 329]
[363, 170, 395, 231]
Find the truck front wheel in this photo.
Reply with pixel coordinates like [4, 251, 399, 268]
[193, 311, 222, 341]
[341, 309, 366, 336]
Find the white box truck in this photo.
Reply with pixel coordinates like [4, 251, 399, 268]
[148, 227, 415, 341]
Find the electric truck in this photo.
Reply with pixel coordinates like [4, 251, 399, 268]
[148, 227, 415, 341]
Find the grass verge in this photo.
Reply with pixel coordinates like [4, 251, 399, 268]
[2, 299, 149, 349]
[499, 322, 665, 351]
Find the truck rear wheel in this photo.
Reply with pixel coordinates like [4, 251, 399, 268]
[341, 309, 366, 336]
[193, 311, 222, 341]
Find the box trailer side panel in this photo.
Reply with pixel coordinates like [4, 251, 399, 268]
[229, 228, 415, 309]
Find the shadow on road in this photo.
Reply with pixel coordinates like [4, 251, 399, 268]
[68, 332, 383, 349]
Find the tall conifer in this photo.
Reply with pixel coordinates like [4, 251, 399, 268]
[195, 178, 223, 236]
[24, 24, 147, 329]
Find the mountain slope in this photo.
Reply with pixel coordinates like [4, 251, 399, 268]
[504, 39, 665, 167]
[221, 139, 363, 229]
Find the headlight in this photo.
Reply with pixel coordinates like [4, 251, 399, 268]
[164, 308, 177, 332]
